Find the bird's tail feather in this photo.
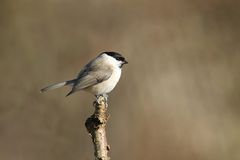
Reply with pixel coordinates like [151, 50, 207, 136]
[41, 79, 76, 93]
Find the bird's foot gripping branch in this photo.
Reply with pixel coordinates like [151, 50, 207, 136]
[85, 95, 110, 160]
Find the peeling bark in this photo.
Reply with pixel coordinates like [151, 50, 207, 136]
[85, 95, 110, 160]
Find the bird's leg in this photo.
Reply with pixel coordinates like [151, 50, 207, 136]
[94, 94, 108, 106]
[102, 94, 108, 103]
[93, 95, 99, 106]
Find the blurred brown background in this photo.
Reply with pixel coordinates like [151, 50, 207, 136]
[1, 0, 240, 160]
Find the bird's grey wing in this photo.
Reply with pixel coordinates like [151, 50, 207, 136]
[73, 64, 113, 90]
[65, 59, 113, 96]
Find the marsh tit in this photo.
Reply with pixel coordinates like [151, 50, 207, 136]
[41, 51, 128, 97]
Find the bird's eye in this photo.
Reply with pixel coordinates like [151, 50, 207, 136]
[116, 57, 123, 61]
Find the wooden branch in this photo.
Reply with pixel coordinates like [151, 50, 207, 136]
[85, 95, 110, 160]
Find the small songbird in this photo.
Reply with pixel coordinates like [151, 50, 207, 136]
[41, 51, 128, 97]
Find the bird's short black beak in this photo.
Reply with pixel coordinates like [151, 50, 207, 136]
[123, 60, 128, 64]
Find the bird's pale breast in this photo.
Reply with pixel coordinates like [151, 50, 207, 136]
[86, 67, 121, 95]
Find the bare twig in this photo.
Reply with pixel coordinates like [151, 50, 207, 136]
[85, 95, 110, 160]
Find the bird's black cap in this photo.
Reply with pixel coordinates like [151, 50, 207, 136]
[103, 51, 128, 64]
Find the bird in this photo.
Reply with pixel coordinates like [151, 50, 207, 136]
[41, 51, 128, 97]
